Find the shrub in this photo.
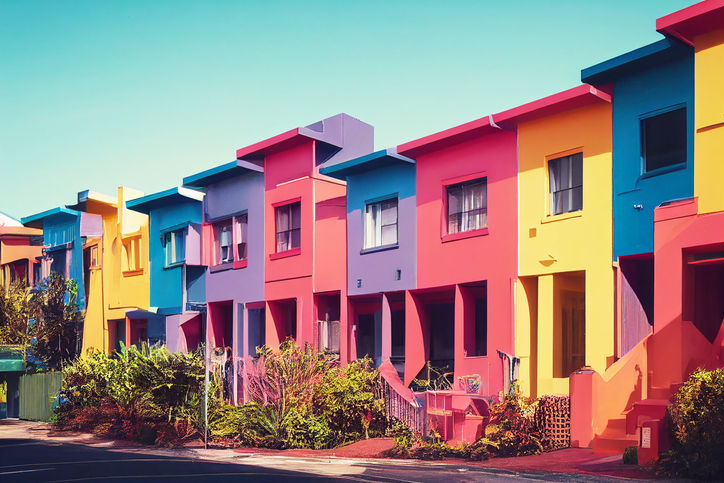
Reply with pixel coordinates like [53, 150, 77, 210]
[623, 446, 638, 465]
[658, 368, 724, 480]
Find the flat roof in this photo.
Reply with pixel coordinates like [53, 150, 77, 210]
[21, 207, 81, 228]
[126, 187, 204, 215]
[657, 0, 724, 44]
[493, 84, 610, 129]
[183, 159, 264, 189]
[397, 84, 610, 158]
[581, 38, 692, 85]
[319, 148, 415, 180]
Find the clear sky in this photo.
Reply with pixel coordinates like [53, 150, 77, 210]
[0, 0, 696, 220]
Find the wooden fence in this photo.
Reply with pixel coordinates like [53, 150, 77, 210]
[19, 371, 63, 422]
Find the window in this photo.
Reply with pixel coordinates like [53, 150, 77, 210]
[549, 153, 583, 216]
[275, 202, 301, 253]
[122, 237, 142, 273]
[447, 178, 487, 234]
[89, 245, 100, 268]
[212, 215, 247, 266]
[215, 219, 233, 264]
[364, 198, 398, 248]
[164, 228, 185, 267]
[235, 214, 248, 261]
[641, 107, 687, 172]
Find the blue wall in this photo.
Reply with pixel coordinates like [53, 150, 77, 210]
[43, 212, 86, 310]
[610, 51, 694, 259]
[149, 200, 203, 312]
[346, 161, 416, 295]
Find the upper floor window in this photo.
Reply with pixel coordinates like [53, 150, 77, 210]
[164, 228, 185, 267]
[364, 198, 398, 249]
[447, 178, 487, 235]
[215, 219, 233, 264]
[549, 153, 583, 216]
[641, 107, 686, 173]
[122, 236, 142, 274]
[212, 214, 247, 266]
[275, 202, 301, 253]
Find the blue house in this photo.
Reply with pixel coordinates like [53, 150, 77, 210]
[320, 148, 416, 375]
[582, 37, 694, 355]
[126, 187, 205, 354]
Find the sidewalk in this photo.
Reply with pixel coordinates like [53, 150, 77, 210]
[1, 419, 658, 481]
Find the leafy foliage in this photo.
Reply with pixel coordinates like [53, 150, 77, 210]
[211, 341, 387, 449]
[33, 273, 82, 370]
[0, 279, 33, 345]
[658, 368, 724, 480]
[56, 343, 207, 446]
[623, 445, 638, 465]
[470, 391, 543, 458]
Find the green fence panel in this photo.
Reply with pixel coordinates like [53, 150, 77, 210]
[19, 372, 63, 422]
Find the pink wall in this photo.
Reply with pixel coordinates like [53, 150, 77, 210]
[415, 132, 518, 288]
[402, 131, 518, 392]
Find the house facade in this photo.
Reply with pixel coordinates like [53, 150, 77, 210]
[320, 148, 417, 377]
[498, 85, 614, 398]
[0, 213, 43, 289]
[126, 187, 206, 354]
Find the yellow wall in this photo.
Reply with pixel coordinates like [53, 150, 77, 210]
[81, 187, 150, 355]
[694, 28, 724, 215]
[515, 101, 614, 397]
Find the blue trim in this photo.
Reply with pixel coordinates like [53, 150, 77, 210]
[21, 207, 80, 227]
[581, 38, 692, 85]
[205, 209, 248, 224]
[640, 162, 687, 180]
[126, 188, 203, 215]
[320, 148, 415, 180]
[160, 222, 190, 235]
[183, 160, 264, 188]
[158, 307, 184, 315]
[365, 193, 399, 205]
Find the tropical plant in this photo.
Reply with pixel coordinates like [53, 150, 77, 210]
[658, 368, 724, 480]
[0, 279, 34, 345]
[33, 273, 82, 369]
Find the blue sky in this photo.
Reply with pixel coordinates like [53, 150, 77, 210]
[0, 0, 695, 220]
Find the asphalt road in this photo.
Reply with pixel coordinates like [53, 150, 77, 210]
[0, 436, 657, 483]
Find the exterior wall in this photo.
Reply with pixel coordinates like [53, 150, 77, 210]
[313, 178, 347, 294]
[346, 162, 416, 296]
[148, 200, 203, 312]
[516, 102, 614, 396]
[693, 28, 724, 215]
[407, 130, 518, 392]
[612, 52, 695, 259]
[652, 200, 724, 386]
[0, 232, 42, 288]
[204, 171, 265, 306]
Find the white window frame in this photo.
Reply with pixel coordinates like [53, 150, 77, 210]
[163, 228, 185, 267]
[548, 153, 583, 216]
[446, 178, 487, 235]
[364, 197, 398, 249]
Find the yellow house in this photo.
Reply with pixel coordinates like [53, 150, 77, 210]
[73, 187, 150, 354]
[494, 85, 613, 397]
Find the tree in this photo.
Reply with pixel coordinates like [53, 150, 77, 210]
[0, 279, 33, 346]
[33, 273, 82, 370]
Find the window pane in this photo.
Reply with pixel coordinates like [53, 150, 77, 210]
[643, 107, 686, 172]
[381, 224, 397, 246]
[364, 203, 378, 248]
[290, 228, 301, 249]
[276, 232, 289, 253]
[291, 202, 301, 229]
[381, 200, 397, 225]
[448, 213, 460, 234]
[571, 186, 583, 212]
[447, 185, 463, 216]
[176, 231, 185, 263]
[276, 206, 289, 233]
[571, 153, 583, 187]
[237, 242, 247, 260]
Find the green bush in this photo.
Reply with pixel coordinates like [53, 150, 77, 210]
[623, 445, 638, 465]
[658, 368, 724, 480]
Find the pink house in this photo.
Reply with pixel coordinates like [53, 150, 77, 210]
[396, 117, 518, 441]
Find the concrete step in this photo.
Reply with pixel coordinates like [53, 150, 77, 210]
[593, 419, 639, 455]
[625, 398, 669, 435]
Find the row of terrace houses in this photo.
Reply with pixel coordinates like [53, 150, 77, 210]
[5, 0, 723, 456]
